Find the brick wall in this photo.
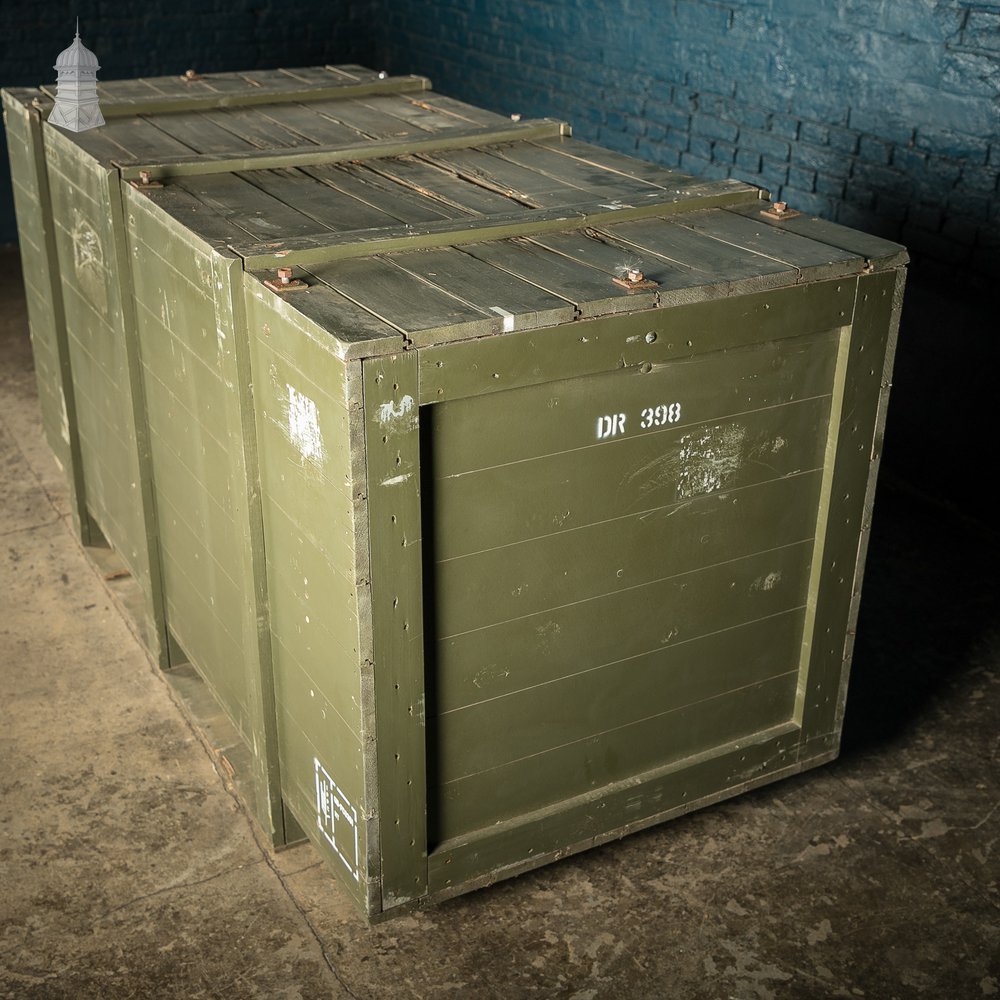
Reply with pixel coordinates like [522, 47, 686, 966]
[0, 1, 378, 243]
[379, 0, 1000, 287]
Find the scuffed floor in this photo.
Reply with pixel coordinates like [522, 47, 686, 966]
[1, 246, 997, 999]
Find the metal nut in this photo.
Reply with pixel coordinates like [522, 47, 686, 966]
[773, 201, 788, 215]
[277, 267, 293, 285]
[139, 170, 152, 185]
[626, 267, 644, 283]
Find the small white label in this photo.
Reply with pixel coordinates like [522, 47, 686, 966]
[314, 758, 360, 882]
[490, 306, 516, 333]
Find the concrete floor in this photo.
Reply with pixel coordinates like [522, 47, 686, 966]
[1, 245, 998, 1000]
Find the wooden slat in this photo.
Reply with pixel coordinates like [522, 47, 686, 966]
[307, 256, 500, 343]
[422, 146, 600, 208]
[727, 201, 909, 270]
[434, 468, 823, 638]
[428, 327, 838, 478]
[172, 173, 336, 241]
[118, 120, 566, 180]
[2, 94, 91, 541]
[244, 272, 406, 360]
[419, 279, 855, 404]
[595, 214, 796, 285]
[384, 247, 577, 332]
[362, 157, 526, 215]
[435, 672, 798, 841]
[464, 237, 659, 317]
[435, 540, 815, 714]
[363, 353, 428, 909]
[41, 75, 432, 117]
[436, 610, 804, 783]
[302, 162, 467, 225]
[138, 111, 262, 155]
[799, 268, 902, 744]
[233, 181, 762, 269]
[531, 135, 695, 188]
[431, 394, 832, 561]
[671, 209, 864, 281]
[235, 168, 401, 232]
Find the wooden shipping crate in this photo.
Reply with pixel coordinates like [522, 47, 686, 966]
[3, 65, 906, 919]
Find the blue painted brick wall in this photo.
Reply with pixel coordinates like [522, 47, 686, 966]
[0, 0, 378, 243]
[379, 0, 1000, 286]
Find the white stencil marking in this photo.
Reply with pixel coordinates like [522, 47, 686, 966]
[287, 385, 323, 462]
[314, 758, 360, 882]
[376, 394, 416, 431]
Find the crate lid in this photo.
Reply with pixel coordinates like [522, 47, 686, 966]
[7, 65, 906, 357]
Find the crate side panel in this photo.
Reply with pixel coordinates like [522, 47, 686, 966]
[4, 110, 71, 469]
[44, 128, 151, 584]
[127, 194, 260, 737]
[426, 303, 843, 845]
[245, 280, 372, 905]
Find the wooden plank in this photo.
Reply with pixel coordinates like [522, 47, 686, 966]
[422, 146, 599, 208]
[308, 256, 500, 343]
[669, 209, 864, 281]
[436, 672, 797, 841]
[100, 164, 167, 662]
[139, 111, 262, 155]
[727, 201, 909, 270]
[463, 237, 659, 317]
[799, 268, 902, 745]
[246, 103, 366, 146]
[128, 182, 251, 248]
[173, 173, 335, 241]
[431, 394, 832, 560]
[301, 163, 467, 225]
[2, 95, 91, 542]
[235, 168, 401, 232]
[234, 182, 762, 269]
[435, 469, 823, 638]
[488, 141, 677, 201]
[531, 135, 695, 188]
[428, 326, 838, 478]
[404, 93, 510, 127]
[419, 279, 856, 404]
[594, 214, 796, 286]
[363, 353, 428, 909]
[355, 94, 474, 132]
[42, 75, 432, 117]
[244, 272, 406, 360]
[384, 247, 577, 332]
[212, 250, 288, 844]
[118, 120, 565, 180]
[436, 610, 804, 784]
[427, 727, 806, 889]
[435, 540, 815, 715]
[362, 157, 526, 215]
[202, 107, 319, 149]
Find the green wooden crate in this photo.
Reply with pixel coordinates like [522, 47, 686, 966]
[3, 65, 906, 919]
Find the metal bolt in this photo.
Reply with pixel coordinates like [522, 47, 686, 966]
[773, 201, 788, 215]
[378, 70, 388, 79]
[277, 266, 293, 285]
[627, 267, 644, 283]
[139, 170, 152, 185]
[185, 69, 198, 80]
[510, 113, 522, 122]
